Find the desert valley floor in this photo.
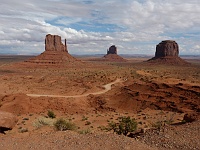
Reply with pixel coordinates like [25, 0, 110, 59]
[0, 55, 199, 150]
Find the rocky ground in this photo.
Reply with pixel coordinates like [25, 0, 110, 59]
[0, 56, 199, 150]
[139, 120, 200, 150]
[0, 130, 157, 150]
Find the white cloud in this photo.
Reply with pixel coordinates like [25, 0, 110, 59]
[0, 0, 199, 55]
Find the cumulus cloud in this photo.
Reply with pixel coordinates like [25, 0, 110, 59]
[0, 0, 199, 55]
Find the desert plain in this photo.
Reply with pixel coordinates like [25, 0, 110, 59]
[0, 55, 199, 150]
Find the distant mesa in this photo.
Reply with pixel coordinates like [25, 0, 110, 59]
[25, 34, 81, 65]
[148, 40, 189, 65]
[103, 45, 126, 62]
[107, 45, 117, 54]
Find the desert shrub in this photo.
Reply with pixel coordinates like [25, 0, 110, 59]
[107, 116, 137, 136]
[78, 128, 91, 134]
[19, 128, 28, 133]
[85, 121, 91, 125]
[81, 115, 88, 121]
[151, 112, 175, 129]
[47, 110, 56, 118]
[54, 118, 76, 131]
[33, 117, 55, 129]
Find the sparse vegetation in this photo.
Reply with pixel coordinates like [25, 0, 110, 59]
[54, 118, 76, 131]
[107, 116, 137, 136]
[150, 112, 175, 129]
[78, 128, 91, 134]
[47, 110, 56, 119]
[82, 115, 88, 121]
[85, 121, 91, 125]
[33, 117, 55, 129]
[19, 128, 28, 133]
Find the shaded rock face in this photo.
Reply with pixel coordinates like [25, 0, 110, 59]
[155, 40, 179, 58]
[183, 112, 199, 123]
[107, 45, 117, 54]
[45, 34, 67, 52]
[147, 40, 189, 65]
[0, 111, 18, 133]
[103, 45, 126, 62]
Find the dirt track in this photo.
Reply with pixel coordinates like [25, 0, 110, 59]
[27, 78, 122, 98]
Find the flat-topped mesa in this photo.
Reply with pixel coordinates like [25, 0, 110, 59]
[107, 45, 117, 54]
[155, 40, 179, 58]
[103, 45, 126, 62]
[148, 40, 189, 65]
[45, 34, 68, 52]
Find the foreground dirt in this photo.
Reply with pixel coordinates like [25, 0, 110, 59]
[139, 120, 200, 150]
[0, 130, 157, 150]
[0, 56, 199, 150]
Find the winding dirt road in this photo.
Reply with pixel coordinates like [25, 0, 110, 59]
[27, 78, 122, 98]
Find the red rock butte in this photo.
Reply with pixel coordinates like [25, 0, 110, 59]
[103, 45, 126, 62]
[25, 34, 81, 65]
[148, 40, 189, 65]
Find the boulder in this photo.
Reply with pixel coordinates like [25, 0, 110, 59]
[0, 111, 18, 133]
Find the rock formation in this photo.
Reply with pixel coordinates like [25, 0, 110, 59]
[25, 34, 81, 66]
[107, 45, 117, 54]
[103, 45, 126, 62]
[148, 40, 189, 65]
[155, 40, 179, 58]
[0, 111, 18, 133]
[45, 34, 68, 52]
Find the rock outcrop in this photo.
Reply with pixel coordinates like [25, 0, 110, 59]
[155, 40, 179, 58]
[0, 111, 18, 133]
[103, 45, 126, 62]
[148, 40, 189, 65]
[107, 45, 117, 54]
[25, 34, 81, 66]
[45, 34, 67, 52]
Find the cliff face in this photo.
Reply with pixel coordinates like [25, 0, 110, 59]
[107, 45, 117, 54]
[103, 45, 126, 62]
[25, 34, 81, 66]
[45, 34, 67, 52]
[148, 40, 189, 65]
[155, 40, 179, 58]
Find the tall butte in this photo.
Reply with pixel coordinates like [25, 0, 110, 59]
[26, 34, 81, 65]
[148, 40, 189, 65]
[103, 45, 126, 62]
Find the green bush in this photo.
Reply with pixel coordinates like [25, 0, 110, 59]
[54, 118, 76, 131]
[108, 116, 137, 136]
[47, 110, 56, 118]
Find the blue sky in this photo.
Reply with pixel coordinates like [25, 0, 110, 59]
[0, 0, 200, 55]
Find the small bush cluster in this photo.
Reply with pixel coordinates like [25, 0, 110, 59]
[54, 118, 76, 131]
[78, 128, 91, 134]
[47, 110, 56, 119]
[33, 117, 55, 129]
[107, 116, 137, 136]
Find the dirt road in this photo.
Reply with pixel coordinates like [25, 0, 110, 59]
[27, 78, 122, 98]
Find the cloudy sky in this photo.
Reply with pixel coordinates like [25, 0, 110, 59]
[0, 0, 200, 55]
